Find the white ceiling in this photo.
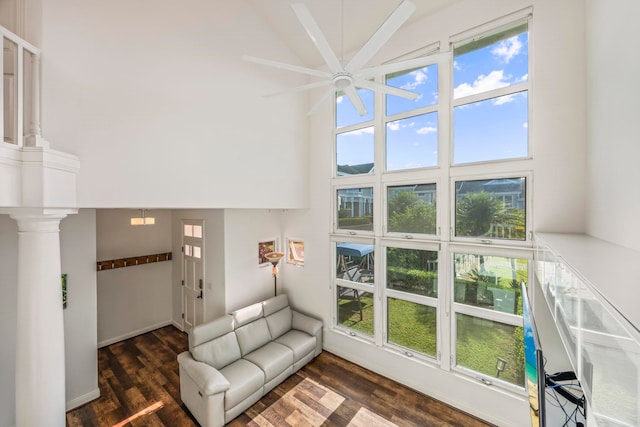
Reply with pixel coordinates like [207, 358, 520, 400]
[246, 0, 463, 68]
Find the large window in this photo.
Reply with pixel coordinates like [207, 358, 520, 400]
[452, 22, 529, 164]
[331, 11, 532, 394]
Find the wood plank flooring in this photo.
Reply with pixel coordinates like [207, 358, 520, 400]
[66, 326, 493, 426]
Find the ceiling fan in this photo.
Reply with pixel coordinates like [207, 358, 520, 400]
[244, 0, 443, 116]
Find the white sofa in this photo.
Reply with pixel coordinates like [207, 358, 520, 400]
[177, 294, 323, 426]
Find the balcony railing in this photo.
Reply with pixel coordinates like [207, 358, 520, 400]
[2, 25, 43, 147]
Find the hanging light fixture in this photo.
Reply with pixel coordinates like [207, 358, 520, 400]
[130, 209, 155, 226]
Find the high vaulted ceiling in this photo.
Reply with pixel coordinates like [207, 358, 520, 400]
[246, 0, 463, 68]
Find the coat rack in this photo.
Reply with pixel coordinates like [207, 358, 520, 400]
[97, 252, 172, 271]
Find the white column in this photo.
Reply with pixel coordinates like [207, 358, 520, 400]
[10, 213, 68, 427]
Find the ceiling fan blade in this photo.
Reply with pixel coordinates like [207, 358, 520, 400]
[308, 87, 337, 115]
[354, 79, 418, 100]
[343, 86, 368, 116]
[292, 3, 343, 73]
[346, 0, 416, 73]
[356, 52, 451, 79]
[264, 80, 333, 98]
[243, 55, 331, 79]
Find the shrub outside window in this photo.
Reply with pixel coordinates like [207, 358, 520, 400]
[454, 177, 526, 241]
[387, 183, 437, 235]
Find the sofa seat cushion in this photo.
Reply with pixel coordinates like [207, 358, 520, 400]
[219, 359, 264, 411]
[275, 330, 316, 362]
[243, 342, 294, 383]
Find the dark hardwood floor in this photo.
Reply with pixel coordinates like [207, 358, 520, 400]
[66, 326, 493, 426]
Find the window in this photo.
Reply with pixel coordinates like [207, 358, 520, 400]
[336, 187, 374, 232]
[336, 127, 374, 176]
[452, 251, 529, 387]
[387, 183, 437, 235]
[386, 113, 438, 171]
[331, 10, 532, 394]
[335, 241, 375, 337]
[385, 245, 439, 358]
[454, 177, 526, 241]
[453, 22, 529, 164]
[386, 63, 438, 116]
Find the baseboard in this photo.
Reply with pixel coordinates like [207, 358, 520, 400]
[98, 320, 173, 348]
[171, 319, 184, 331]
[66, 388, 100, 411]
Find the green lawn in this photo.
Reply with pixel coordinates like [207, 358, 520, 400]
[338, 290, 524, 386]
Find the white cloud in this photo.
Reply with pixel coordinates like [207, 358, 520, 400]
[387, 121, 400, 131]
[493, 94, 516, 105]
[336, 95, 343, 104]
[453, 70, 510, 98]
[401, 69, 428, 90]
[417, 126, 437, 135]
[523, 122, 528, 128]
[492, 36, 523, 64]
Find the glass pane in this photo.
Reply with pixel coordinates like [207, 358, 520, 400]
[455, 177, 526, 241]
[288, 239, 304, 264]
[386, 112, 438, 171]
[456, 313, 524, 387]
[183, 224, 193, 237]
[193, 246, 201, 259]
[336, 127, 374, 176]
[453, 24, 528, 99]
[453, 253, 528, 314]
[337, 188, 374, 231]
[337, 286, 374, 336]
[387, 183, 436, 234]
[336, 88, 374, 128]
[386, 63, 438, 116]
[193, 225, 202, 238]
[336, 242, 374, 284]
[387, 247, 438, 297]
[453, 91, 528, 164]
[387, 298, 437, 357]
[581, 282, 639, 425]
[185, 244, 192, 256]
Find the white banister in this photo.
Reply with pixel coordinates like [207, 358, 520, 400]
[1, 25, 42, 147]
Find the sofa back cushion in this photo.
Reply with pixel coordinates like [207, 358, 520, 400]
[265, 306, 292, 339]
[233, 302, 264, 327]
[235, 318, 271, 356]
[192, 331, 241, 370]
[189, 315, 241, 370]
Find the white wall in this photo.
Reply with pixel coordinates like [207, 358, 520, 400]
[38, 0, 309, 210]
[60, 209, 99, 409]
[96, 209, 173, 347]
[223, 209, 284, 312]
[585, 0, 640, 251]
[0, 216, 18, 427]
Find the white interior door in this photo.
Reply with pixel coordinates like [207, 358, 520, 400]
[182, 220, 204, 331]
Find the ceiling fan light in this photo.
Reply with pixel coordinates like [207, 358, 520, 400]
[333, 73, 353, 90]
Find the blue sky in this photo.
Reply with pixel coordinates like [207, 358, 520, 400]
[336, 31, 529, 171]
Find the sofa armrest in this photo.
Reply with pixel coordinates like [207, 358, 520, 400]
[291, 310, 322, 337]
[177, 351, 230, 395]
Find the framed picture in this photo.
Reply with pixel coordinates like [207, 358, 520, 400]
[287, 238, 305, 266]
[62, 274, 67, 309]
[258, 239, 277, 266]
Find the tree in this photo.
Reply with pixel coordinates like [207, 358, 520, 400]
[388, 190, 436, 234]
[455, 191, 500, 237]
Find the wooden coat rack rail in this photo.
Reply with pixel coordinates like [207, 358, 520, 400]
[97, 252, 172, 271]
